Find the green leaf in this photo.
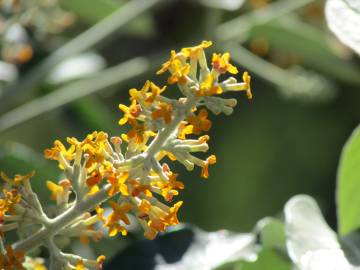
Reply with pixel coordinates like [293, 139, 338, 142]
[338, 125, 360, 236]
[256, 217, 286, 249]
[325, 0, 360, 55]
[241, 249, 291, 270]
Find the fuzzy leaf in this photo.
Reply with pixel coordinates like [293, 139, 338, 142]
[325, 0, 360, 55]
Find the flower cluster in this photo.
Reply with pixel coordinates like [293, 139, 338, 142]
[0, 41, 251, 269]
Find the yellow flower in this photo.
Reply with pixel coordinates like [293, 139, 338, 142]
[152, 172, 184, 202]
[212, 52, 238, 74]
[151, 102, 173, 124]
[198, 73, 223, 97]
[167, 60, 190, 85]
[97, 255, 106, 269]
[0, 171, 35, 186]
[187, 109, 212, 134]
[177, 122, 193, 139]
[106, 201, 133, 237]
[243, 71, 253, 99]
[46, 179, 71, 201]
[44, 140, 75, 161]
[145, 82, 167, 105]
[107, 172, 129, 197]
[129, 80, 151, 102]
[118, 100, 142, 125]
[75, 260, 85, 270]
[128, 179, 152, 197]
[137, 199, 183, 240]
[181, 40, 212, 59]
[157, 50, 190, 85]
[0, 189, 21, 219]
[157, 50, 177, 75]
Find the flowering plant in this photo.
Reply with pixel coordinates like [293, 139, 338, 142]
[0, 41, 251, 270]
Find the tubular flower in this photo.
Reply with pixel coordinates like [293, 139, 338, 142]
[181, 40, 212, 59]
[118, 100, 142, 125]
[212, 52, 238, 74]
[2, 41, 252, 269]
[151, 102, 173, 124]
[0, 189, 21, 220]
[105, 201, 133, 237]
[201, 155, 217, 179]
[187, 108, 212, 134]
[0, 171, 35, 186]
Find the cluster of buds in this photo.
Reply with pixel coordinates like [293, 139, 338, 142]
[0, 41, 252, 269]
[0, 0, 74, 65]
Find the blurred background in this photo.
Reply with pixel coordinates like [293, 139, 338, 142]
[0, 0, 359, 265]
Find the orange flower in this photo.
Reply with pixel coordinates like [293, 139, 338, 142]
[106, 201, 133, 237]
[181, 40, 212, 59]
[243, 71, 252, 99]
[198, 73, 223, 97]
[46, 179, 71, 201]
[212, 53, 238, 74]
[107, 172, 129, 197]
[187, 109, 212, 134]
[44, 140, 75, 161]
[201, 155, 217, 179]
[151, 102, 173, 124]
[118, 100, 142, 125]
[0, 171, 35, 186]
[0, 189, 21, 220]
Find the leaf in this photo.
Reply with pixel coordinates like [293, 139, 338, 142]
[105, 225, 256, 270]
[47, 52, 106, 84]
[337, 125, 360, 236]
[256, 217, 286, 249]
[325, 0, 360, 55]
[215, 249, 291, 270]
[341, 232, 360, 266]
[241, 249, 291, 270]
[284, 195, 358, 270]
[197, 0, 245, 10]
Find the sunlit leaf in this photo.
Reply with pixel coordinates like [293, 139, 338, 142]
[284, 195, 358, 270]
[47, 52, 106, 84]
[105, 225, 256, 270]
[337, 125, 360, 236]
[325, 0, 360, 55]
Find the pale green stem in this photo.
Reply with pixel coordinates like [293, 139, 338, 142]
[215, 0, 314, 42]
[0, 0, 163, 110]
[0, 57, 149, 133]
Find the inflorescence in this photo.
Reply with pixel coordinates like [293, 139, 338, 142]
[0, 41, 252, 270]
